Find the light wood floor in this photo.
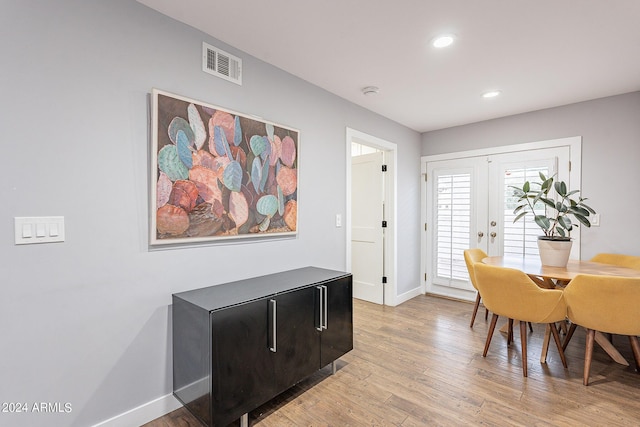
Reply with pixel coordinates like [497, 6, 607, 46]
[145, 295, 640, 426]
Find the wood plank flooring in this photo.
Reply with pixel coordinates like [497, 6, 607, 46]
[144, 295, 640, 426]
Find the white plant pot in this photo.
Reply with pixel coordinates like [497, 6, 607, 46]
[537, 238, 573, 267]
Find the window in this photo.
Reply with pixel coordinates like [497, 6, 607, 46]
[502, 166, 549, 257]
[435, 171, 472, 286]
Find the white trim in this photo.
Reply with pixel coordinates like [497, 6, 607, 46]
[395, 286, 423, 305]
[91, 393, 182, 427]
[420, 136, 581, 163]
[346, 127, 398, 306]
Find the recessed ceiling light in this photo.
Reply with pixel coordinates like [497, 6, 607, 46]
[362, 86, 380, 96]
[482, 90, 501, 98]
[432, 34, 455, 48]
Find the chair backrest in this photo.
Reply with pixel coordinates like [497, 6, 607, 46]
[590, 253, 640, 270]
[473, 263, 566, 323]
[564, 274, 640, 336]
[463, 248, 488, 291]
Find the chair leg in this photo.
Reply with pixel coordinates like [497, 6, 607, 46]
[520, 321, 528, 377]
[507, 318, 514, 345]
[584, 329, 596, 386]
[550, 323, 568, 368]
[562, 322, 578, 351]
[629, 336, 640, 372]
[483, 314, 499, 357]
[470, 292, 481, 328]
[528, 322, 533, 333]
[485, 307, 489, 320]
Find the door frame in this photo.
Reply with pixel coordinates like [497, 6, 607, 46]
[346, 127, 397, 306]
[420, 136, 582, 296]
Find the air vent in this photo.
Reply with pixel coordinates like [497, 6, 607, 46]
[202, 42, 242, 85]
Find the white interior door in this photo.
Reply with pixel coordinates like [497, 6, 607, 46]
[424, 146, 571, 301]
[351, 151, 384, 304]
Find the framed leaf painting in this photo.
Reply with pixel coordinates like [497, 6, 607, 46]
[150, 89, 299, 245]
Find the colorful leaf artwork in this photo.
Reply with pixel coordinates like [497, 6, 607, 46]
[281, 136, 296, 167]
[156, 171, 172, 208]
[213, 125, 231, 158]
[158, 145, 189, 181]
[251, 157, 262, 192]
[169, 180, 199, 212]
[270, 135, 282, 166]
[250, 135, 267, 156]
[152, 90, 299, 243]
[156, 204, 189, 235]
[283, 200, 297, 231]
[176, 130, 193, 169]
[223, 161, 243, 192]
[189, 165, 221, 206]
[229, 191, 249, 228]
[276, 166, 297, 196]
[260, 155, 270, 193]
[233, 116, 242, 147]
[256, 194, 278, 217]
[168, 117, 195, 146]
[187, 103, 207, 150]
[210, 110, 235, 146]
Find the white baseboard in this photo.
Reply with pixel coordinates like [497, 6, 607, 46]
[393, 286, 423, 306]
[92, 393, 182, 427]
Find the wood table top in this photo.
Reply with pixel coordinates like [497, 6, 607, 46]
[482, 256, 640, 282]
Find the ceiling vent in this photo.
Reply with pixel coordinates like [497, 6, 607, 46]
[202, 42, 242, 85]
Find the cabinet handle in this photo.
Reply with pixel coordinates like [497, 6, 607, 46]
[316, 286, 323, 331]
[321, 285, 328, 330]
[269, 299, 277, 352]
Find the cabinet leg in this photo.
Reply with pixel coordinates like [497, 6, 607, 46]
[332, 360, 337, 375]
[240, 413, 248, 427]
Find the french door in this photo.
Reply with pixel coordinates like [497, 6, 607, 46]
[423, 146, 571, 300]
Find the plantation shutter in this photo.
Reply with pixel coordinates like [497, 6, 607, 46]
[502, 166, 550, 257]
[435, 171, 472, 286]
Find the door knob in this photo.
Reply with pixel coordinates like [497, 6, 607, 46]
[490, 232, 497, 238]
[490, 221, 497, 227]
[478, 232, 484, 237]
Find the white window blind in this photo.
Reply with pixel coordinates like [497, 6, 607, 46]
[436, 173, 471, 284]
[503, 167, 549, 257]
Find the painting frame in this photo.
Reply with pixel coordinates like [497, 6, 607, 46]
[150, 89, 299, 246]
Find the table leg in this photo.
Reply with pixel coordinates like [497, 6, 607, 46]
[594, 331, 629, 366]
[528, 275, 556, 289]
[540, 324, 551, 363]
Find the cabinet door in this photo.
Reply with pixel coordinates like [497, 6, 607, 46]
[210, 299, 275, 426]
[272, 286, 321, 393]
[321, 276, 353, 366]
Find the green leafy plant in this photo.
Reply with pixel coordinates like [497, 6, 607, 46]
[511, 173, 596, 239]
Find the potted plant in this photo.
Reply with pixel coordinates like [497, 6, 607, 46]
[511, 173, 596, 267]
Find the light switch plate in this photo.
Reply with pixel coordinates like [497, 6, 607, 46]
[15, 217, 65, 244]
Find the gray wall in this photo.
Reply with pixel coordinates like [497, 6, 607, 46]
[0, 1, 421, 426]
[422, 91, 640, 259]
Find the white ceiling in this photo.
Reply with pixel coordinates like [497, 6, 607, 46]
[137, 0, 640, 132]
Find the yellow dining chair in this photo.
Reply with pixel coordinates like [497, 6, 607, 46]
[563, 274, 640, 385]
[464, 248, 489, 328]
[473, 263, 568, 377]
[590, 253, 640, 270]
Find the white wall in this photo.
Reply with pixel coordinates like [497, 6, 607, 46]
[422, 91, 640, 259]
[0, 1, 421, 426]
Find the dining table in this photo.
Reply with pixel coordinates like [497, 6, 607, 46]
[481, 255, 640, 365]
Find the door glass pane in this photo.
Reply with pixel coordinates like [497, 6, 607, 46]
[436, 173, 471, 283]
[503, 167, 548, 257]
